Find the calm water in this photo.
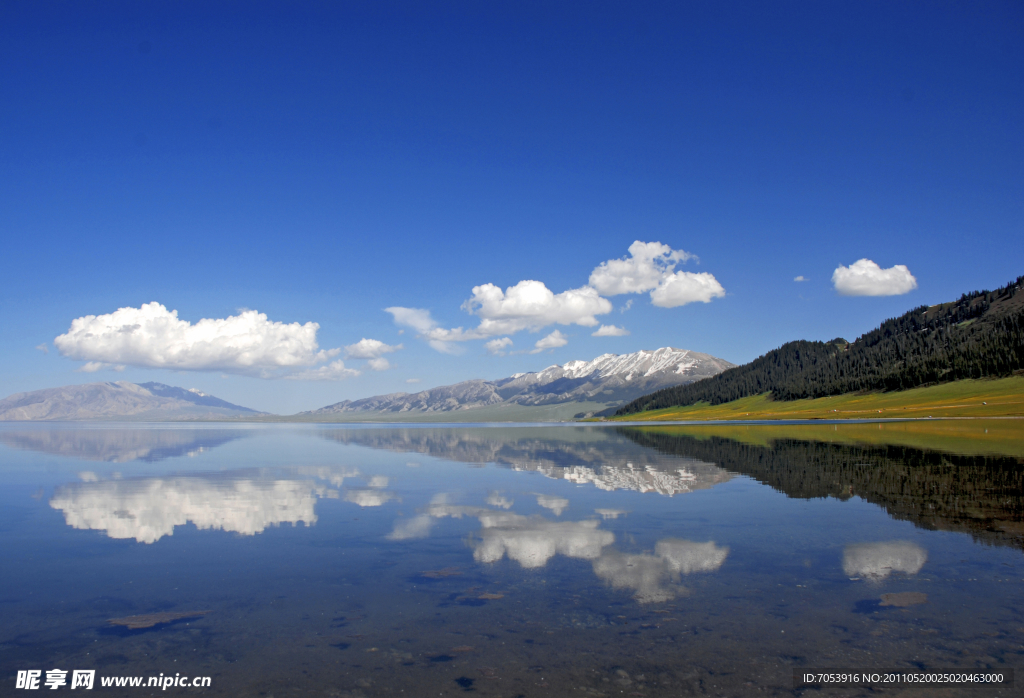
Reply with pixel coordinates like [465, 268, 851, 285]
[1, 422, 1022, 697]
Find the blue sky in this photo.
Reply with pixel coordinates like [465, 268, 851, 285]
[1, 1, 1021, 414]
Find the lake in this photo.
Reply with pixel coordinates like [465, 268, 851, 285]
[1, 421, 1022, 696]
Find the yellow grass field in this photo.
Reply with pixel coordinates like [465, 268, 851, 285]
[608, 376, 1024, 423]
[623, 418, 1024, 459]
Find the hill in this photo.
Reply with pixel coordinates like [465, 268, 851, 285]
[302, 347, 734, 422]
[0, 381, 261, 421]
[617, 275, 1024, 416]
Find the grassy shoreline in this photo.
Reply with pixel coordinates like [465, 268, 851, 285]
[604, 376, 1024, 422]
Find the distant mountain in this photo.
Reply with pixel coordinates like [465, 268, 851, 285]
[618, 274, 1024, 416]
[303, 348, 734, 421]
[0, 381, 261, 421]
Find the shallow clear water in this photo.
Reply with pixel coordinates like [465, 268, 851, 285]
[1, 423, 1022, 696]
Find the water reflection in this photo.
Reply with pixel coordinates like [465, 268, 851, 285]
[474, 514, 613, 568]
[623, 427, 1024, 550]
[0, 427, 246, 462]
[324, 427, 731, 495]
[50, 475, 330, 543]
[842, 540, 927, 579]
[592, 540, 729, 603]
[48, 466, 383, 542]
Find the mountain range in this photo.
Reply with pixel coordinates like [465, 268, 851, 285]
[0, 347, 732, 422]
[0, 381, 261, 421]
[300, 347, 734, 421]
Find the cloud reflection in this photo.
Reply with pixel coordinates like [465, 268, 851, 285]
[50, 476, 332, 544]
[536, 494, 569, 515]
[344, 489, 397, 507]
[842, 541, 927, 579]
[593, 538, 729, 603]
[473, 514, 614, 568]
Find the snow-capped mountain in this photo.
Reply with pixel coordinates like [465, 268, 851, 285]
[305, 347, 734, 420]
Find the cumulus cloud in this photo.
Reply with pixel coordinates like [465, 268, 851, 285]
[384, 307, 437, 333]
[462, 281, 611, 336]
[78, 362, 106, 373]
[590, 241, 725, 308]
[591, 324, 630, 337]
[595, 508, 626, 520]
[486, 337, 513, 356]
[35, 343, 49, 354]
[832, 259, 918, 296]
[590, 241, 695, 295]
[530, 330, 568, 353]
[285, 360, 360, 381]
[842, 541, 927, 579]
[650, 271, 726, 307]
[387, 241, 724, 354]
[345, 338, 402, 360]
[794, 275, 807, 282]
[367, 357, 391, 371]
[55, 302, 346, 378]
[405, 378, 421, 384]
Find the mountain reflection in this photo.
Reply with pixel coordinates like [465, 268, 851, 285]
[0, 427, 246, 463]
[622, 427, 1024, 551]
[49, 467, 372, 543]
[322, 427, 731, 496]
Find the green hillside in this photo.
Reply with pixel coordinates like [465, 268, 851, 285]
[617, 275, 1024, 416]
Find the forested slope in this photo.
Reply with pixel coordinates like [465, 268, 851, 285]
[617, 275, 1024, 416]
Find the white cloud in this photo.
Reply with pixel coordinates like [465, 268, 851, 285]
[595, 508, 626, 520]
[428, 339, 463, 355]
[35, 343, 49, 354]
[842, 541, 926, 579]
[386, 241, 724, 355]
[485, 337, 513, 356]
[405, 378, 421, 384]
[384, 307, 437, 333]
[794, 275, 807, 282]
[832, 259, 918, 297]
[78, 362, 106, 373]
[462, 281, 611, 336]
[345, 338, 402, 359]
[591, 241, 725, 308]
[367, 357, 391, 371]
[529, 329, 568, 353]
[285, 360, 360, 381]
[592, 324, 630, 337]
[55, 303, 342, 378]
[650, 271, 726, 307]
[589, 241, 695, 295]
